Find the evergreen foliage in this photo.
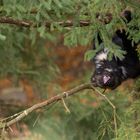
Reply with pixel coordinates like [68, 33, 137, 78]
[0, 0, 140, 77]
[0, 0, 140, 139]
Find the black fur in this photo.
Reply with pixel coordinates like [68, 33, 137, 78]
[91, 11, 140, 89]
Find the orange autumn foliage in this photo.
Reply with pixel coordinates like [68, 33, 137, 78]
[55, 45, 90, 89]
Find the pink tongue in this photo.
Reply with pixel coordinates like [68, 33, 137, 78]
[103, 75, 110, 84]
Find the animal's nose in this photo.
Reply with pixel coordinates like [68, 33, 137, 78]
[103, 75, 110, 84]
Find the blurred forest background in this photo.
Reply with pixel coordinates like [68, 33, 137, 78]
[0, 0, 140, 140]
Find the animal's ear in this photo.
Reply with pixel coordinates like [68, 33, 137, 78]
[112, 34, 123, 47]
[122, 10, 132, 23]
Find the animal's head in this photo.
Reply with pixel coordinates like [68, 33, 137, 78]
[91, 48, 127, 89]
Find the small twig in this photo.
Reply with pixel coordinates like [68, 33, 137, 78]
[93, 87, 115, 109]
[102, 88, 106, 94]
[91, 86, 117, 137]
[8, 126, 13, 133]
[62, 98, 70, 113]
[33, 114, 40, 127]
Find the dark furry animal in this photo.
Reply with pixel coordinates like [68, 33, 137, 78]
[91, 11, 140, 89]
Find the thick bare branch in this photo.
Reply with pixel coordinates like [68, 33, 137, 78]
[0, 83, 93, 129]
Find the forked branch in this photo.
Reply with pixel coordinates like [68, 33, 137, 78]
[0, 83, 117, 138]
[0, 83, 92, 129]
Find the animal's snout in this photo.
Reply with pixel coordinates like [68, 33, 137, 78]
[103, 75, 111, 84]
[91, 67, 117, 88]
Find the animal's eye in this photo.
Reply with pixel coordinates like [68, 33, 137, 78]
[96, 71, 101, 74]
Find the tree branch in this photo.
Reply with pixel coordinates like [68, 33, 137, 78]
[0, 10, 130, 28]
[0, 83, 93, 129]
[0, 83, 117, 137]
[0, 17, 33, 27]
[0, 17, 90, 28]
